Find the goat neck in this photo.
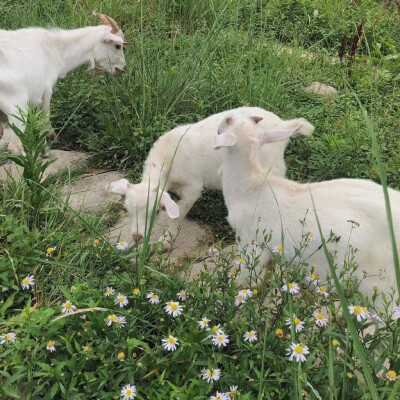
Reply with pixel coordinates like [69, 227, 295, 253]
[51, 26, 108, 78]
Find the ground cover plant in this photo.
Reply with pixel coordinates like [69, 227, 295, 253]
[1, 0, 400, 399]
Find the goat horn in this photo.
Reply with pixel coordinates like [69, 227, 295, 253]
[105, 15, 120, 34]
[93, 12, 111, 27]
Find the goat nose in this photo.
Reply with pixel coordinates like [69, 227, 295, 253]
[132, 233, 143, 242]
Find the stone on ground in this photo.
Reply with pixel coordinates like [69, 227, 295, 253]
[305, 81, 338, 95]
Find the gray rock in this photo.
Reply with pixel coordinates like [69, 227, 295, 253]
[305, 81, 338, 95]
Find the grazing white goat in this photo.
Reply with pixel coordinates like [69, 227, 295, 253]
[106, 107, 314, 246]
[0, 13, 128, 154]
[214, 113, 400, 309]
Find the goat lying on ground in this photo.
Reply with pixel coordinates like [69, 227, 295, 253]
[0, 13, 128, 154]
[214, 112, 400, 310]
[106, 107, 314, 247]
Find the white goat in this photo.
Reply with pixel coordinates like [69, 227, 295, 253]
[106, 107, 314, 246]
[214, 112, 400, 309]
[0, 13, 128, 154]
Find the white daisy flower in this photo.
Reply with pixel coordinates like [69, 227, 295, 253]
[243, 330, 258, 342]
[107, 314, 117, 326]
[0, 332, 16, 344]
[248, 240, 258, 251]
[116, 241, 130, 251]
[21, 274, 35, 290]
[238, 288, 253, 299]
[207, 247, 220, 256]
[286, 316, 305, 333]
[348, 305, 369, 322]
[198, 317, 211, 329]
[162, 335, 179, 351]
[210, 392, 230, 400]
[46, 246, 56, 257]
[147, 292, 160, 304]
[386, 370, 398, 381]
[233, 258, 246, 268]
[314, 311, 328, 327]
[235, 294, 246, 306]
[272, 244, 287, 255]
[229, 385, 238, 397]
[316, 285, 329, 298]
[176, 290, 188, 301]
[121, 383, 136, 399]
[371, 313, 384, 323]
[287, 342, 310, 362]
[282, 282, 300, 295]
[115, 293, 129, 308]
[202, 368, 221, 383]
[116, 316, 127, 328]
[61, 300, 76, 314]
[394, 306, 400, 320]
[209, 325, 223, 335]
[46, 340, 56, 352]
[305, 272, 320, 286]
[164, 301, 183, 317]
[212, 332, 229, 348]
[104, 286, 115, 297]
[307, 233, 317, 242]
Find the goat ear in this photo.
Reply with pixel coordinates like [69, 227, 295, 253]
[251, 116, 263, 124]
[260, 125, 302, 144]
[161, 192, 180, 219]
[214, 132, 237, 150]
[106, 178, 130, 195]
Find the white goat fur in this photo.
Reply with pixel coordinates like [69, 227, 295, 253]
[106, 107, 314, 244]
[0, 14, 127, 154]
[215, 113, 400, 309]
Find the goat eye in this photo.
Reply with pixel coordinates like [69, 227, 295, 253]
[115, 44, 122, 50]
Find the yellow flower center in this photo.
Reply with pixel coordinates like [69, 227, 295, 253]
[294, 318, 301, 325]
[212, 326, 219, 333]
[362, 307, 368, 313]
[151, 293, 158, 299]
[118, 352, 125, 360]
[216, 397, 222, 400]
[319, 286, 326, 292]
[65, 303, 71, 309]
[179, 291, 185, 296]
[168, 337, 175, 344]
[171, 304, 178, 311]
[126, 389, 132, 395]
[308, 233, 314, 238]
[5, 333, 11, 340]
[202, 320, 208, 325]
[109, 315, 117, 321]
[238, 258, 244, 263]
[237, 295, 243, 302]
[332, 339, 339, 347]
[47, 341, 54, 347]
[93, 239, 100, 245]
[209, 370, 215, 377]
[47, 247, 54, 253]
[387, 370, 397, 379]
[83, 346, 90, 353]
[276, 328, 283, 336]
[248, 332, 254, 337]
[217, 336, 223, 342]
[294, 345, 303, 354]
[118, 296, 124, 303]
[23, 278, 29, 284]
[133, 288, 140, 295]
[288, 283, 294, 289]
[253, 289, 258, 295]
[277, 245, 283, 252]
[317, 313, 323, 320]
[119, 241, 125, 246]
[353, 306, 361, 315]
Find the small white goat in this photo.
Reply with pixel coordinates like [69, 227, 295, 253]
[214, 113, 400, 309]
[0, 13, 128, 154]
[106, 107, 314, 246]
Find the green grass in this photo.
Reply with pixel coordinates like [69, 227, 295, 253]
[1, 0, 400, 399]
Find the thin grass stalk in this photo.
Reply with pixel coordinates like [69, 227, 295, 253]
[257, 308, 271, 399]
[341, 329, 350, 399]
[311, 194, 380, 400]
[328, 338, 334, 400]
[349, 87, 400, 301]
